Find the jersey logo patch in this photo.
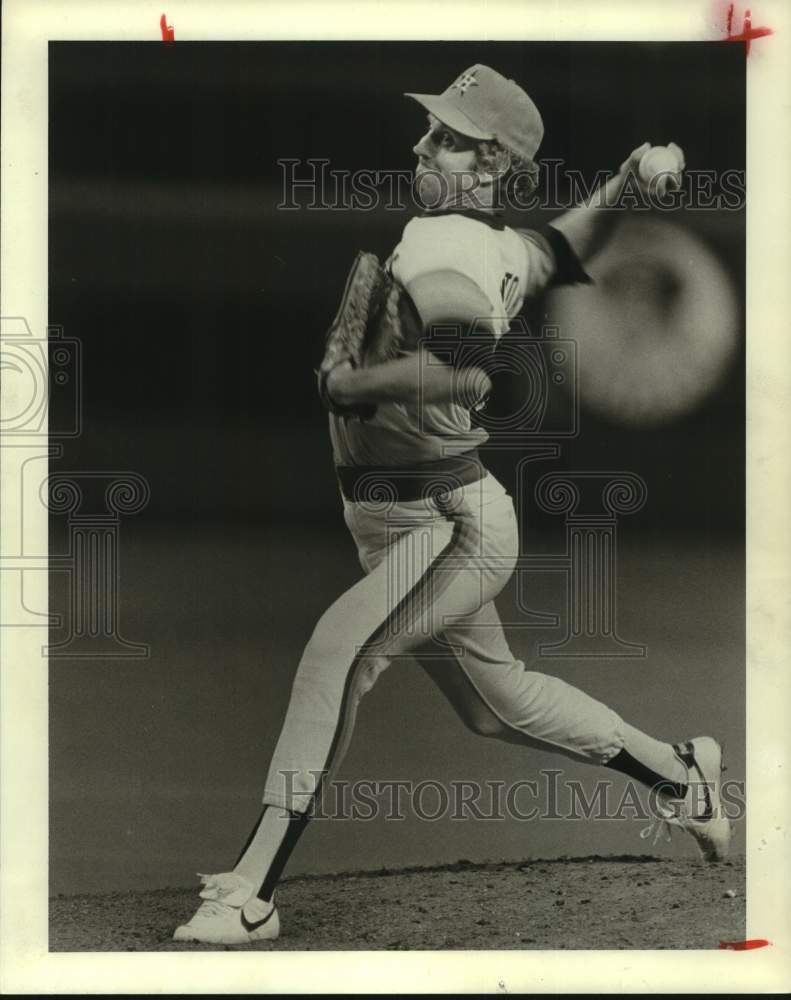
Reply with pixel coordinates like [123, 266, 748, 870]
[500, 271, 520, 314]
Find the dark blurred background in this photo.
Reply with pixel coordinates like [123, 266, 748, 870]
[49, 43, 744, 895]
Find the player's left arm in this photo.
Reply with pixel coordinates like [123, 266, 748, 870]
[326, 270, 495, 409]
[326, 351, 490, 409]
[548, 143, 683, 263]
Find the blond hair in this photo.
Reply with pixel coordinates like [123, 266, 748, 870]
[476, 138, 540, 202]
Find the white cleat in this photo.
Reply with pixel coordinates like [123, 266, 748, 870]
[173, 872, 280, 944]
[657, 737, 733, 862]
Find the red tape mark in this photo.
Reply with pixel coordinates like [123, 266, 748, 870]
[720, 3, 772, 55]
[719, 939, 771, 951]
[160, 13, 175, 43]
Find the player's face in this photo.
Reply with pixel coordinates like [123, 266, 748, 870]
[412, 114, 480, 207]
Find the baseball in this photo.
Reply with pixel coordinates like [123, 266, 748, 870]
[639, 145, 683, 184]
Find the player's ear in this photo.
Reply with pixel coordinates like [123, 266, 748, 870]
[478, 145, 512, 185]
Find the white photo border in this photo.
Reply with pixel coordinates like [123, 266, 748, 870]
[1, 0, 789, 992]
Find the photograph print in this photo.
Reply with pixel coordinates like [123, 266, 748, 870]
[45, 38, 746, 954]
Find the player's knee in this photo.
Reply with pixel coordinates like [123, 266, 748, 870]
[468, 671, 546, 731]
[465, 709, 509, 739]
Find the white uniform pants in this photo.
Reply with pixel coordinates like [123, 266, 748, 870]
[263, 473, 626, 813]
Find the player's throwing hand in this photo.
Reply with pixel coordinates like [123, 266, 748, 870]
[620, 140, 686, 197]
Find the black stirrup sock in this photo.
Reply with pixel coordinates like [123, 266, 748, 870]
[606, 747, 688, 800]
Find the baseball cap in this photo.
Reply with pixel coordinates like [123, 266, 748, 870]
[405, 64, 544, 162]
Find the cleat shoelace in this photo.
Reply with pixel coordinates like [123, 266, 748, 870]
[640, 815, 675, 846]
[192, 899, 233, 920]
[197, 872, 241, 898]
[639, 787, 718, 847]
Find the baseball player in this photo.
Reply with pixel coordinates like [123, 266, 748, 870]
[174, 65, 730, 945]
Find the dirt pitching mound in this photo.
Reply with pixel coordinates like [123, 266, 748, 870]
[50, 854, 745, 951]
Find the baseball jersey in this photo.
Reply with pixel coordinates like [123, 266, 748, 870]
[328, 210, 583, 467]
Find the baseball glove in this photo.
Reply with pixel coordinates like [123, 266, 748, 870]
[317, 250, 421, 419]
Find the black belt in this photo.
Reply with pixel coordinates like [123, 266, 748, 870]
[337, 450, 485, 504]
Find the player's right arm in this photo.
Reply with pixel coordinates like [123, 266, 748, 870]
[547, 142, 682, 263]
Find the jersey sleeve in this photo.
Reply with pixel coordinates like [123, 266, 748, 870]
[516, 224, 593, 290]
[391, 216, 500, 305]
[390, 216, 507, 372]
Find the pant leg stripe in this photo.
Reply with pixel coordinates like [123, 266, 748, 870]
[258, 810, 310, 901]
[313, 519, 468, 805]
[234, 806, 267, 867]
